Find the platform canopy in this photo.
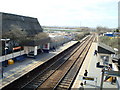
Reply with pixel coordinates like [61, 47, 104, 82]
[98, 42, 115, 54]
[0, 12, 50, 46]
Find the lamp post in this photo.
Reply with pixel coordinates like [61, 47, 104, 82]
[100, 56, 108, 90]
[100, 68, 105, 90]
[1, 38, 10, 78]
[1, 38, 10, 61]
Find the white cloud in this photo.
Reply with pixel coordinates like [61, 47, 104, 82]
[0, 0, 118, 28]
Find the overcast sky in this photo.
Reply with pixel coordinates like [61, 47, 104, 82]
[0, 0, 119, 28]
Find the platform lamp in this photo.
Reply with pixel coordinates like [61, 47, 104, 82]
[1, 38, 10, 61]
[1, 38, 10, 78]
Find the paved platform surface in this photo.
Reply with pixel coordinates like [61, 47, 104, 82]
[72, 42, 118, 90]
[1, 41, 78, 89]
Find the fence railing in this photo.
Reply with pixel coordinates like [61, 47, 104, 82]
[0, 50, 25, 62]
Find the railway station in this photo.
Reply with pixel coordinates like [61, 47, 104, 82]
[72, 36, 120, 90]
[0, 13, 120, 90]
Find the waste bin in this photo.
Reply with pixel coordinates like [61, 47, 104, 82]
[96, 62, 100, 67]
[8, 59, 14, 65]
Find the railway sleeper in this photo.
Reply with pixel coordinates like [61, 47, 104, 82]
[34, 82, 41, 85]
[37, 81, 43, 83]
[27, 82, 39, 86]
[58, 84, 69, 89]
[32, 84, 39, 88]
[61, 80, 70, 83]
[64, 77, 73, 80]
[62, 78, 73, 83]
[56, 87, 67, 90]
[59, 81, 71, 86]
[40, 77, 48, 80]
[23, 85, 36, 89]
[60, 80, 71, 84]
[36, 77, 45, 80]
[39, 80, 44, 82]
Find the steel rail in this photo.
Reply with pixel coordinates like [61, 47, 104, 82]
[2, 36, 89, 89]
[53, 36, 95, 90]
[20, 36, 90, 90]
[37, 35, 94, 89]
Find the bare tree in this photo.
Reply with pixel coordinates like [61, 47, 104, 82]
[96, 26, 112, 34]
[34, 32, 49, 40]
[3, 29, 27, 46]
[2, 25, 50, 46]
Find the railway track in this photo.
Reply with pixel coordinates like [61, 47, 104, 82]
[20, 36, 91, 90]
[53, 36, 94, 90]
[37, 35, 94, 89]
[2, 35, 95, 90]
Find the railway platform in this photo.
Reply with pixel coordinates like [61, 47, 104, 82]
[1, 41, 78, 89]
[72, 42, 118, 89]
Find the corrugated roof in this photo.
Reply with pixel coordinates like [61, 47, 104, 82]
[1, 12, 50, 46]
[1, 12, 43, 36]
[98, 42, 115, 54]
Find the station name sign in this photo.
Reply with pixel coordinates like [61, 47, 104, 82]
[83, 76, 94, 81]
[104, 70, 120, 77]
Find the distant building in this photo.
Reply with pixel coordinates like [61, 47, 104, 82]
[103, 32, 120, 37]
[104, 32, 115, 37]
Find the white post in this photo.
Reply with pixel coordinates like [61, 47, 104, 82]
[20, 47, 21, 55]
[95, 77, 97, 90]
[4, 40, 6, 61]
[12, 47, 14, 58]
[34, 46, 37, 56]
[24, 46, 29, 54]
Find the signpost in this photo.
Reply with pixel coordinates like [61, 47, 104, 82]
[83, 76, 95, 81]
[104, 70, 120, 77]
[82, 76, 97, 89]
[100, 68, 105, 90]
[100, 68, 120, 90]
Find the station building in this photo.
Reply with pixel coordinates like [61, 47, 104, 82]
[0, 12, 50, 65]
[0, 12, 74, 66]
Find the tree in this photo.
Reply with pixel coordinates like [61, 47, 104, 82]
[3, 29, 27, 46]
[2, 26, 50, 46]
[96, 26, 112, 34]
[34, 32, 49, 40]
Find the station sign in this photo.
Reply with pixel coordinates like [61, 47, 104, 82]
[104, 70, 120, 77]
[82, 76, 97, 88]
[83, 76, 95, 81]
